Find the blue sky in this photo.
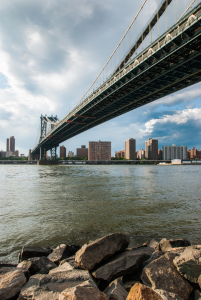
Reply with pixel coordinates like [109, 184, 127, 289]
[0, 0, 200, 155]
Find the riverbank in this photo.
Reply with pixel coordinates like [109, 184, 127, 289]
[1, 233, 201, 299]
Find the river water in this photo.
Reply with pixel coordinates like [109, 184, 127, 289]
[0, 164, 200, 263]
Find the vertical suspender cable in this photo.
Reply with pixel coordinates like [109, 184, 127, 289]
[157, 0, 159, 37]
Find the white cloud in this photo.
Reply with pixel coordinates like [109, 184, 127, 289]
[141, 108, 201, 135]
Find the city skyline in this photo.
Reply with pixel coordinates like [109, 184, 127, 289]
[0, 1, 201, 155]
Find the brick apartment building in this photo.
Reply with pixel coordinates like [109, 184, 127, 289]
[88, 141, 111, 161]
[76, 145, 88, 157]
[60, 145, 66, 158]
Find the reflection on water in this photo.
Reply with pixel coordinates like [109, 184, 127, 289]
[0, 165, 201, 263]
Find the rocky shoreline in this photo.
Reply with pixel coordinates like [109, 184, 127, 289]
[1, 233, 201, 299]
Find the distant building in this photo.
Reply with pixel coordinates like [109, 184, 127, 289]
[6, 136, 15, 156]
[76, 145, 88, 157]
[188, 147, 201, 159]
[14, 150, 19, 157]
[125, 138, 136, 160]
[68, 151, 74, 157]
[145, 138, 158, 160]
[137, 149, 145, 159]
[115, 150, 125, 158]
[158, 149, 162, 160]
[0, 151, 6, 157]
[6, 139, 9, 152]
[88, 141, 111, 161]
[162, 145, 187, 160]
[60, 145, 66, 158]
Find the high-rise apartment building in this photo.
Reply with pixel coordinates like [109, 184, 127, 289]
[125, 138, 136, 160]
[76, 145, 88, 157]
[145, 138, 158, 160]
[137, 149, 145, 159]
[162, 145, 187, 160]
[88, 141, 111, 161]
[6, 136, 15, 152]
[60, 145, 66, 158]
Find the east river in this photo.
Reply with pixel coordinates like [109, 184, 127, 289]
[0, 164, 201, 263]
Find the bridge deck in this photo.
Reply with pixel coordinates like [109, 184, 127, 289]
[32, 4, 201, 154]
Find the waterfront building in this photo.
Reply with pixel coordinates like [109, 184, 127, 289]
[76, 145, 88, 157]
[60, 145, 66, 158]
[158, 149, 162, 160]
[162, 145, 187, 160]
[137, 149, 145, 159]
[68, 151, 74, 157]
[145, 138, 158, 160]
[125, 138, 136, 160]
[6, 136, 16, 157]
[14, 150, 19, 157]
[115, 150, 125, 158]
[188, 147, 201, 159]
[0, 151, 6, 157]
[88, 141, 111, 161]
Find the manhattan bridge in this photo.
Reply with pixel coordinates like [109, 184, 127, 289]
[31, 0, 201, 160]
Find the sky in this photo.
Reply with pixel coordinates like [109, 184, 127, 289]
[0, 0, 200, 156]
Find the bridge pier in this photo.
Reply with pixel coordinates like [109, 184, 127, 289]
[50, 146, 57, 160]
[40, 146, 47, 160]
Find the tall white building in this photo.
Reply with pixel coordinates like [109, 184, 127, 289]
[162, 145, 187, 160]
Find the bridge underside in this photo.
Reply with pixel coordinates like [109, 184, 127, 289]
[32, 5, 201, 155]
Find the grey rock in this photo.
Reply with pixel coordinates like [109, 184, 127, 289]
[19, 269, 92, 299]
[60, 255, 79, 269]
[75, 233, 130, 271]
[194, 290, 201, 300]
[75, 233, 130, 270]
[92, 247, 152, 282]
[141, 252, 193, 300]
[149, 239, 161, 252]
[143, 251, 163, 267]
[61, 279, 109, 300]
[173, 245, 201, 283]
[159, 239, 191, 253]
[104, 278, 128, 300]
[18, 245, 52, 262]
[49, 262, 74, 274]
[17, 256, 57, 275]
[0, 267, 26, 300]
[48, 244, 80, 265]
[155, 289, 184, 300]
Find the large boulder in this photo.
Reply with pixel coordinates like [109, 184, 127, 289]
[126, 283, 163, 300]
[141, 252, 193, 300]
[48, 244, 80, 265]
[104, 278, 128, 300]
[18, 269, 92, 299]
[0, 267, 26, 300]
[61, 279, 109, 300]
[17, 256, 57, 275]
[159, 239, 191, 253]
[75, 233, 130, 271]
[18, 245, 52, 262]
[49, 262, 74, 274]
[92, 247, 152, 282]
[173, 245, 201, 283]
[155, 289, 184, 300]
